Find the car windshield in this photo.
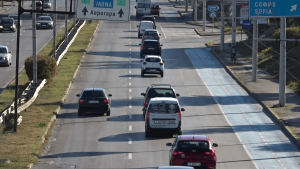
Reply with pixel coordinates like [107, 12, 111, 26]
[149, 103, 179, 114]
[0, 48, 7, 53]
[138, 3, 150, 8]
[147, 89, 176, 98]
[145, 58, 161, 62]
[178, 141, 209, 151]
[81, 91, 105, 98]
[1, 19, 13, 24]
[38, 17, 51, 21]
[36, 2, 42, 7]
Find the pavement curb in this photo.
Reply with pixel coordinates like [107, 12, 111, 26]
[209, 46, 300, 150]
[27, 21, 101, 169]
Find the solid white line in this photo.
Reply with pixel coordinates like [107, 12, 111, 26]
[129, 125, 132, 131]
[129, 82, 131, 85]
[129, 77, 131, 79]
[129, 104, 132, 108]
[129, 70, 131, 74]
[7, 43, 9, 44]
[11, 39, 14, 41]
[160, 26, 167, 39]
[129, 89, 132, 92]
[128, 153, 132, 159]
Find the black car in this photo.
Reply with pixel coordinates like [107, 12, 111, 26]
[150, 4, 160, 17]
[76, 88, 112, 116]
[141, 15, 156, 29]
[36, 16, 53, 29]
[141, 84, 180, 116]
[0, 17, 16, 33]
[139, 40, 162, 57]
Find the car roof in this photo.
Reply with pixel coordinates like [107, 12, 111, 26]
[140, 20, 153, 23]
[145, 55, 161, 59]
[145, 29, 157, 31]
[143, 15, 154, 17]
[83, 88, 105, 92]
[1, 17, 13, 20]
[143, 39, 159, 42]
[0, 45, 7, 48]
[8, 14, 17, 16]
[179, 135, 210, 141]
[158, 166, 194, 169]
[149, 97, 178, 103]
[149, 84, 172, 89]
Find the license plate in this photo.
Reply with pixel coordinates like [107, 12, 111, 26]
[4, 28, 9, 30]
[154, 120, 165, 124]
[187, 162, 201, 166]
[148, 48, 154, 50]
[42, 25, 46, 26]
[89, 100, 99, 103]
[167, 120, 176, 124]
[149, 69, 156, 71]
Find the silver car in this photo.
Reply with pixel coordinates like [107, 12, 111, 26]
[0, 46, 12, 66]
[8, 14, 22, 28]
[141, 29, 160, 43]
[36, 16, 53, 29]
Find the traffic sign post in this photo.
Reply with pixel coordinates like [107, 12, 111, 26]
[250, 0, 300, 17]
[76, 0, 130, 21]
[209, 11, 216, 35]
[242, 20, 252, 30]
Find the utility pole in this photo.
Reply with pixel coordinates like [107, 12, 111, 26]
[194, 0, 197, 22]
[279, 17, 286, 107]
[231, 0, 236, 48]
[53, 0, 57, 59]
[32, 0, 37, 84]
[220, 0, 224, 51]
[252, 19, 258, 82]
[202, 0, 206, 31]
[65, 0, 68, 43]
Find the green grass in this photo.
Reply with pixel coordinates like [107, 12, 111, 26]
[0, 20, 99, 169]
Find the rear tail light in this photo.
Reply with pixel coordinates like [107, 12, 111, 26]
[178, 112, 182, 121]
[159, 46, 161, 50]
[205, 151, 215, 156]
[145, 102, 148, 106]
[158, 9, 160, 12]
[160, 62, 163, 65]
[146, 112, 150, 122]
[141, 45, 144, 49]
[103, 98, 109, 104]
[79, 99, 84, 104]
[173, 151, 183, 156]
[154, 21, 156, 24]
[143, 62, 147, 65]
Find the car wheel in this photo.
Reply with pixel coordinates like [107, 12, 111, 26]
[178, 130, 183, 135]
[143, 112, 145, 118]
[141, 71, 144, 77]
[140, 53, 143, 57]
[160, 72, 164, 77]
[51, 26, 53, 30]
[145, 131, 151, 137]
[106, 109, 111, 116]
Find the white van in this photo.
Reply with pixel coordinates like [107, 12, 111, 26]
[135, 0, 151, 18]
[144, 98, 185, 137]
[137, 21, 154, 38]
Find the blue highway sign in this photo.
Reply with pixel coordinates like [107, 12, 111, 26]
[208, 5, 219, 12]
[210, 11, 216, 19]
[249, 0, 300, 17]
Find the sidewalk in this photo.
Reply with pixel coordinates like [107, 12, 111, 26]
[0, 1, 17, 14]
[170, 0, 300, 148]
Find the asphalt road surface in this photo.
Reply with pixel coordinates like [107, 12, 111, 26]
[0, 0, 72, 93]
[32, 0, 300, 169]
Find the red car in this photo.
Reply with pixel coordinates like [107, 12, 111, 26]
[166, 135, 218, 169]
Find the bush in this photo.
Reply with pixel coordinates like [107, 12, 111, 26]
[24, 55, 57, 82]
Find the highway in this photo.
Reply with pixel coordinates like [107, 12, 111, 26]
[31, 0, 300, 169]
[0, 0, 72, 93]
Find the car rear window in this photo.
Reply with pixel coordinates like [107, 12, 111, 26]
[0, 48, 7, 53]
[147, 89, 175, 98]
[138, 3, 150, 8]
[142, 17, 154, 21]
[81, 91, 105, 98]
[178, 141, 209, 151]
[149, 103, 179, 114]
[144, 41, 159, 47]
[144, 31, 157, 35]
[145, 58, 161, 62]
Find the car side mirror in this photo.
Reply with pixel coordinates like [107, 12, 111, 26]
[166, 143, 172, 146]
[108, 94, 112, 97]
[176, 93, 180, 97]
[212, 143, 218, 147]
[160, 44, 163, 46]
[141, 93, 145, 96]
[159, 34, 161, 35]
[139, 44, 141, 45]
[76, 94, 80, 97]
[9, 51, 12, 53]
[181, 108, 185, 111]
[163, 60, 165, 63]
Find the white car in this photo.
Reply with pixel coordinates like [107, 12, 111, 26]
[141, 55, 164, 77]
[137, 20, 154, 38]
[144, 97, 185, 137]
[0, 46, 12, 66]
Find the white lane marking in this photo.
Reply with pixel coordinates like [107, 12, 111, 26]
[128, 138, 132, 144]
[129, 95, 132, 99]
[129, 77, 131, 79]
[129, 82, 131, 85]
[129, 41, 131, 44]
[129, 89, 132, 92]
[129, 39, 131, 41]
[7, 43, 9, 45]
[129, 104, 132, 108]
[129, 48, 131, 50]
[128, 153, 132, 159]
[160, 26, 167, 39]
[129, 70, 131, 74]
[129, 125, 132, 131]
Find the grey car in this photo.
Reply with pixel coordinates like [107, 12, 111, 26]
[0, 46, 12, 66]
[36, 16, 53, 29]
[8, 14, 22, 28]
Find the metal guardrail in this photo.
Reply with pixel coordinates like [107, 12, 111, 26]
[0, 19, 86, 125]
